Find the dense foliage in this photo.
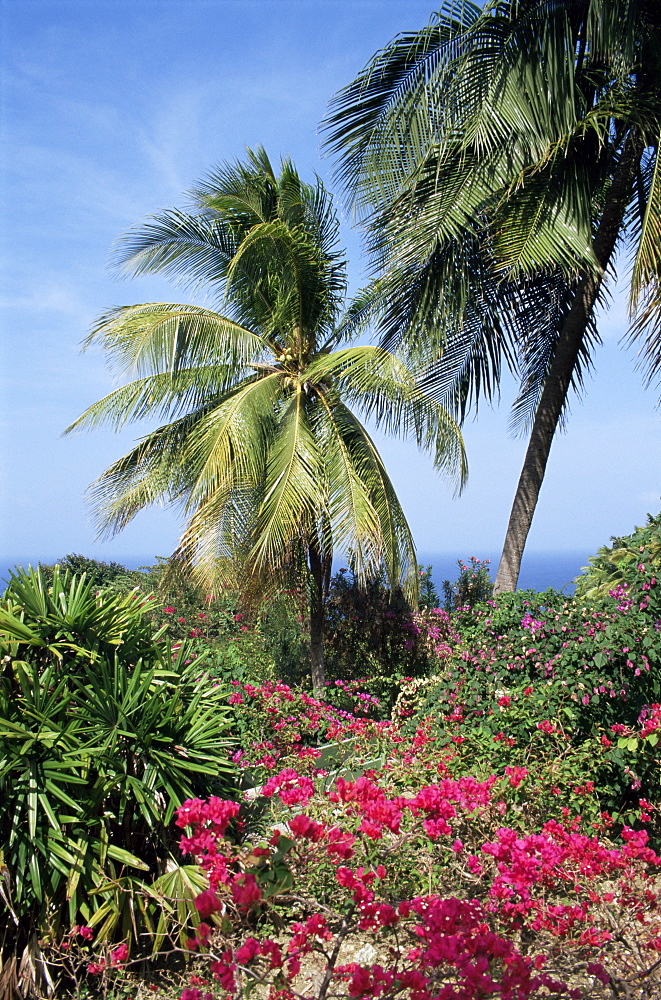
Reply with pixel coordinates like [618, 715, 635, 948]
[441, 558, 494, 612]
[2, 520, 661, 999]
[140, 565, 435, 703]
[0, 567, 235, 995]
[151, 665, 660, 1000]
[45, 664, 661, 999]
[575, 510, 661, 606]
[36, 554, 146, 592]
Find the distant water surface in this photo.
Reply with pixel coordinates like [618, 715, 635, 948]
[416, 551, 591, 596]
[2, 551, 590, 595]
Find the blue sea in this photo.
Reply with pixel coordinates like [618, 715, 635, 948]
[1, 550, 590, 594]
[416, 551, 590, 595]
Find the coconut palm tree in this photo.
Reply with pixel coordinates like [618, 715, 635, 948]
[323, 0, 661, 592]
[66, 148, 466, 694]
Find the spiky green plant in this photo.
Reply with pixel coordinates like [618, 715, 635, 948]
[66, 148, 466, 694]
[0, 567, 234, 991]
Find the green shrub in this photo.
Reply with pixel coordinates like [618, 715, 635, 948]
[323, 568, 431, 691]
[400, 585, 661, 825]
[236, 569, 434, 699]
[441, 556, 494, 611]
[574, 509, 661, 609]
[34, 554, 145, 593]
[0, 567, 235, 991]
[258, 588, 310, 686]
[142, 564, 440, 696]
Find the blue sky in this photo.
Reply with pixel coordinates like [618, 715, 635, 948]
[1, 0, 660, 581]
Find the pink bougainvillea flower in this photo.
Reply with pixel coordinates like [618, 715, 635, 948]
[194, 889, 224, 918]
[110, 942, 128, 966]
[231, 873, 262, 910]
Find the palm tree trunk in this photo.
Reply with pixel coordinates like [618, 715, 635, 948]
[308, 540, 332, 699]
[494, 133, 644, 594]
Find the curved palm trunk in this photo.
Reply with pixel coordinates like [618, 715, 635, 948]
[494, 133, 644, 594]
[308, 540, 332, 698]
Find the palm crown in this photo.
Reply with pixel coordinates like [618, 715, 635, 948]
[323, 0, 661, 590]
[67, 149, 466, 688]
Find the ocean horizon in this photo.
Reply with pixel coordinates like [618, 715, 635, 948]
[1, 549, 591, 595]
[416, 551, 591, 595]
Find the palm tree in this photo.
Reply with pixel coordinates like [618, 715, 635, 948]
[66, 149, 466, 694]
[323, 0, 661, 592]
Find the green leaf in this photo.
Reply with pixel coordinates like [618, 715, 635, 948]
[103, 843, 149, 870]
[28, 848, 44, 903]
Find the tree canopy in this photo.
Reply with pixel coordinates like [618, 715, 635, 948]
[67, 148, 466, 690]
[324, 0, 661, 590]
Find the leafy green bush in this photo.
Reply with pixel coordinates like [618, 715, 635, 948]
[225, 568, 434, 698]
[142, 564, 442, 697]
[145, 595, 277, 688]
[257, 588, 310, 686]
[574, 509, 661, 611]
[0, 567, 235, 992]
[34, 554, 145, 593]
[2, 565, 161, 664]
[400, 585, 661, 826]
[322, 568, 431, 691]
[441, 556, 494, 611]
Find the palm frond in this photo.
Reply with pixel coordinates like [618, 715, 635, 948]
[168, 485, 264, 593]
[322, 2, 484, 211]
[249, 388, 323, 570]
[325, 402, 419, 600]
[81, 303, 267, 379]
[506, 271, 602, 434]
[64, 366, 236, 434]
[85, 409, 211, 537]
[306, 345, 467, 489]
[629, 143, 661, 359]
[312, 392, 416, 589]
[182, 372, 283, 507]
[315, 418, 382, 577]
[113, 210, 238, 299]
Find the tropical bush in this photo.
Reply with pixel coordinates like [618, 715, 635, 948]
[574, 510, 661, 610]
[6, 558, 660, 999]
[456, 588, 656, 728]
[318, 568, 432, 709]
[397, 585, 661, 817]
[147, 594, 278, 689]
[148, 566, 437, 699]
[35, 553, 145, 592]
[257, 587, 310, 686]
[0, 567, 235, 995]
[441, 556, 494, 611]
